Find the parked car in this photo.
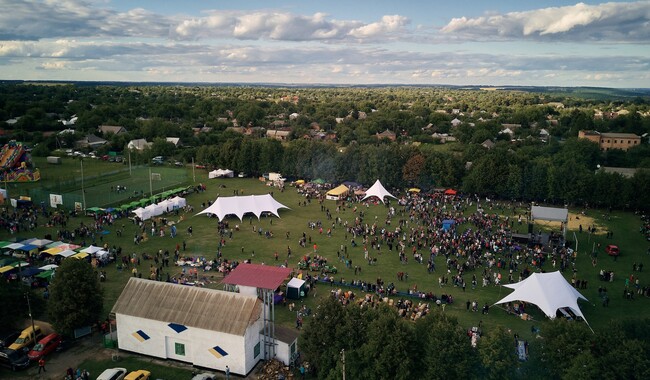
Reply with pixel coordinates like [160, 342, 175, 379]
[27, 333, 62, 361]
[605, 244, 620, 256]
[173, 161, 183, 167]
[152, 156, 164, 165]
[124, 369, 151, 380]
[96, 367, 127, 380]
[0, 349, 30, 371]
[0, 330, 20, 349]
[8, 326, 43, 353]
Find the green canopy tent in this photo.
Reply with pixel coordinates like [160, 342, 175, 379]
[128, 201, 141, 208]
[138, 198, 149, 207]
[35, 269, 54, 281]
[87, 207, 104, 213]
[312, 178, 326, 185]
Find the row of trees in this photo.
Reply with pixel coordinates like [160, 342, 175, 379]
[300, 297, 516, 380]
[191, 136, 650, 210]
[301, 297, 650, 379]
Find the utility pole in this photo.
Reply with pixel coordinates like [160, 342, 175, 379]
[25, 292, 36, 340]
[341, 349, 346, 380]
[149, 167, 153, 197]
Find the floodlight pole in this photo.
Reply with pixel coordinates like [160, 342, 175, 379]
[192, 157, 196, 183]
[81, 159, 86, 211]
[128, 150, 132, 176]
[149, 167, 153, 197]
[341, 349, 346, 380]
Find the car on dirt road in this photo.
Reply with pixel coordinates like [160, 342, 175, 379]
[0, 349, 30, 371]
[0, 330, 20, 349]
[605, 244, 620, 256]
[96, 367, 127, 380]
[28, 333, 62, 361]
[125, 369, 151, 380]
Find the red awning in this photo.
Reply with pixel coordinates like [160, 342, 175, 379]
[222, 263, 292, 290]
[444, 189, 457, 195]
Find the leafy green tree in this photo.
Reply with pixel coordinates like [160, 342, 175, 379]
[48, 259, 103, 337]
[0, 281, 45, 329]
[413, 312, 478, 380]
[353, 305, 415, 380]
[538, 319, 592, 378]
[478, 326, 517, 380]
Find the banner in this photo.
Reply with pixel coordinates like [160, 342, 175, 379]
[75, 202, 83, 212]
[50, 194, 63, 208]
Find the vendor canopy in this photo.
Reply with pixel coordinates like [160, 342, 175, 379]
[361, 179, 396, 204]
[494, 271, 589, 322]
[531, 206, 568, 223]
[197, 194, 290, 221]
[326, 184, 349, 197]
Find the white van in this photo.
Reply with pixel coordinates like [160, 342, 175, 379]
[96, 367, 127, 380]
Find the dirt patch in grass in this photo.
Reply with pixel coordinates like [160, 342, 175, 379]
[534, 212, 607, 235]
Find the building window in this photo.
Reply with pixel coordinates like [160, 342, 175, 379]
[175, 342, 185, 356]
[254, 342, 260, 358]
[290, 342, 296, 355]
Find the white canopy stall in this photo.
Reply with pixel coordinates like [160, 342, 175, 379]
[361, 179, 397, 204]
[494, 271, 592, 331]
[197, 194, 290, 221]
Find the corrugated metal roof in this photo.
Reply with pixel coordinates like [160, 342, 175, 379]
[222, 263, 292, 290]
[112, 278, 262, 336]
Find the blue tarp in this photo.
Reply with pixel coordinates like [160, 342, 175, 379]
[18, 267, 43, 277]
[17, 244, 38, 252]
[442, 219, 455, 231]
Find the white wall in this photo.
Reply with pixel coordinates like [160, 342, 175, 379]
[116, 314, 263, 375]
[273, 337, 297, 365]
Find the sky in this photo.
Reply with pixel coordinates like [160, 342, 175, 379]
[1, 0, 649, 87]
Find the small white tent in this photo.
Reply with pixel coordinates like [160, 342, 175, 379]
[209, 169, 235, 179]
[197, 194, 290, 221]
[170, 196, 186, 209]
[494, 271, 590, 324]
[361, 180, 396, 203]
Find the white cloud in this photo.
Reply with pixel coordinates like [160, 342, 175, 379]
[442, 1, 650, 43]
[0, 0, 171, 40]
[348, 15, 410, 39]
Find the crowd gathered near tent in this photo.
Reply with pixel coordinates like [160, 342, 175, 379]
[2, 176, 626, 329]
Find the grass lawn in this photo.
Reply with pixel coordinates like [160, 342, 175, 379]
[3, 160, 649, 359]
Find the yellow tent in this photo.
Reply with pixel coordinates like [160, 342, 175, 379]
[295, 179, 305, 185]
[0, 265, 14, 274]
[43, 247, 64, 255]
[326, 184, 350, 198]
[71, 252, 89, 260]
[408, 188, 421, 193]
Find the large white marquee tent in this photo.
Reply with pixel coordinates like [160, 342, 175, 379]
[494, 271, 591, 327]
[361, 180, 396, 204]
[197, 194, 290, 221]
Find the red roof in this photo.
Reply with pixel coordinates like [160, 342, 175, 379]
[222, 263, 292, 290]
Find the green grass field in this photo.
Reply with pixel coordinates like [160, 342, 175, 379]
[5, 157, 189, 209]
[2, 158, 649, 348]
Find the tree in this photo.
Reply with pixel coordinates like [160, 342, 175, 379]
[0, 281, 45, 329]
[402, 154, 425, 185]
[48, 259, 104, 337]
[413, 312, 478, 380]
[478, 326, 517, 380]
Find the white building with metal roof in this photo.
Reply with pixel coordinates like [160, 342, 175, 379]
[111, 278, 264, 376]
